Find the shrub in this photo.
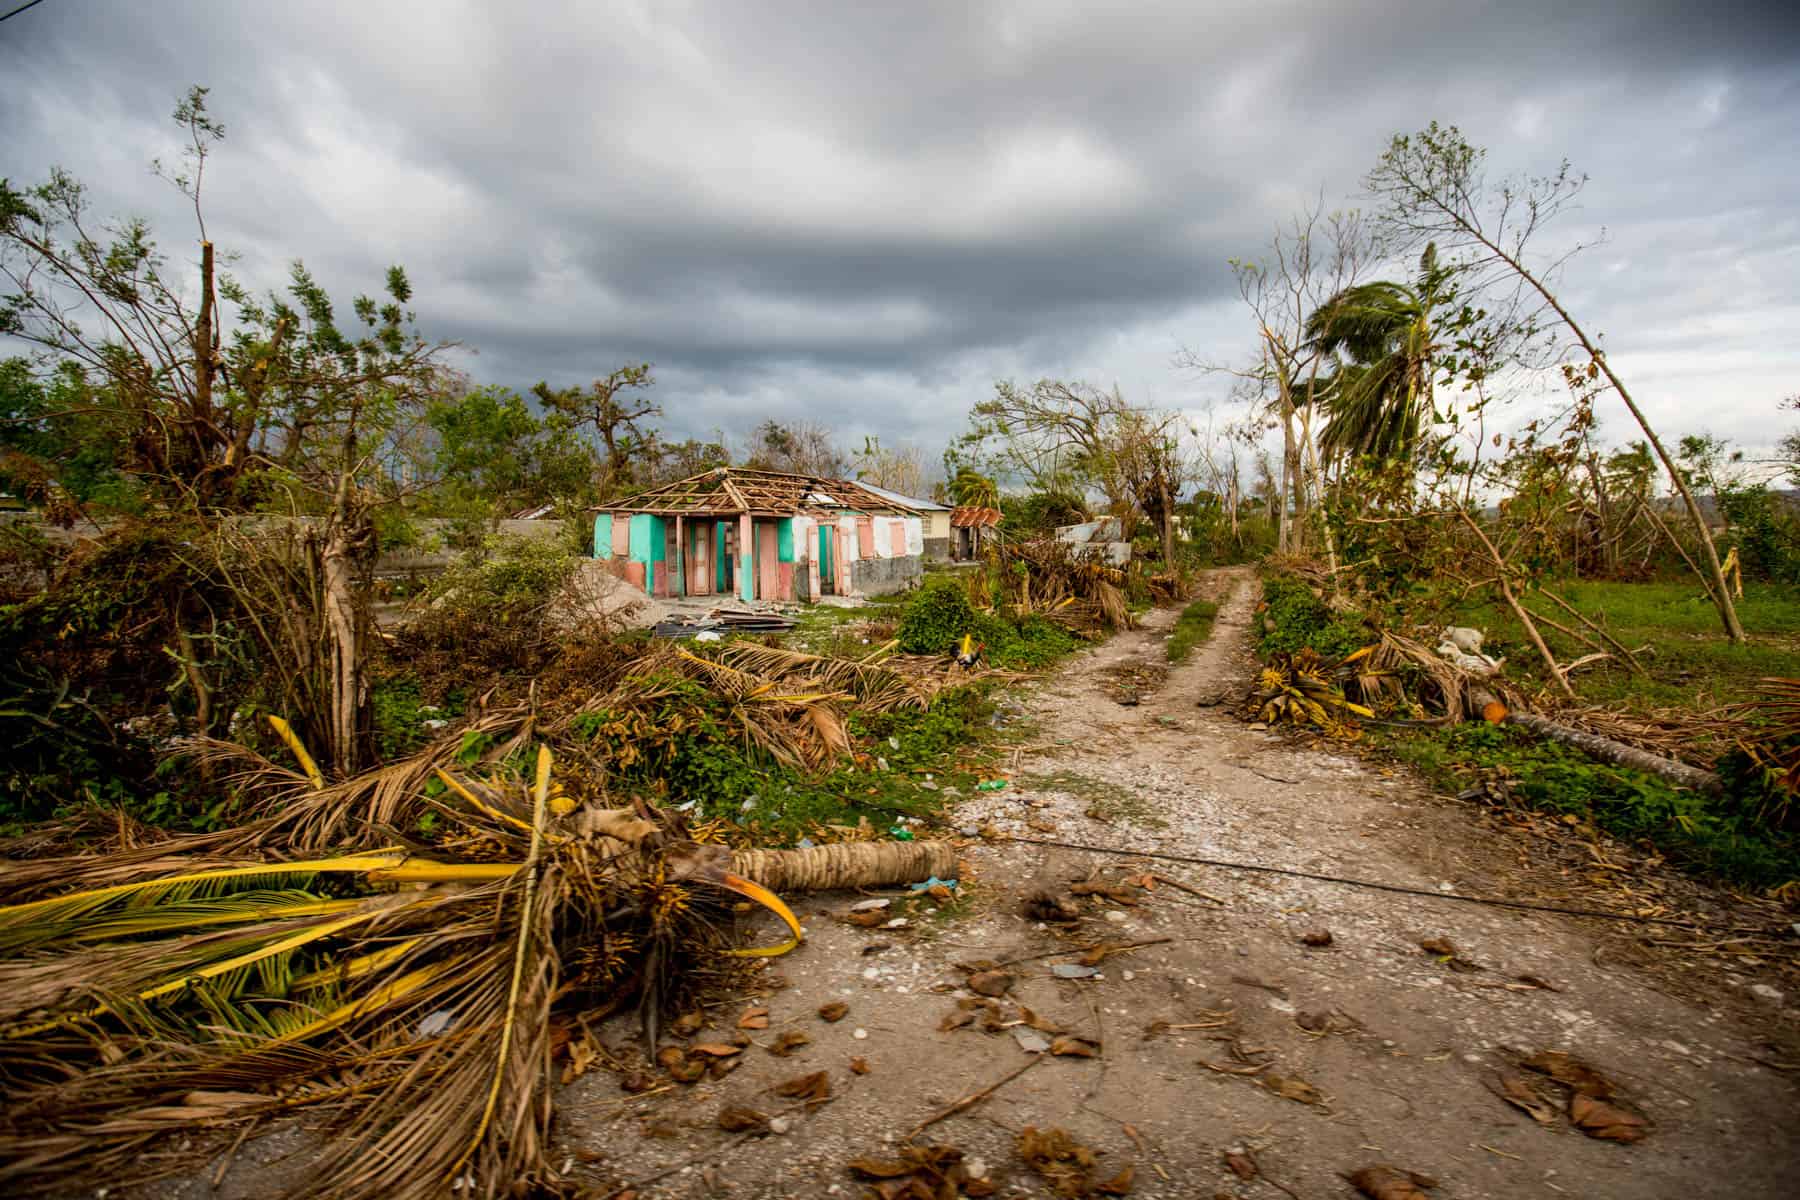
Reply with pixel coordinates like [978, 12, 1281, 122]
[897, 578, 976, 654]
[1258, 574, 1366, 660]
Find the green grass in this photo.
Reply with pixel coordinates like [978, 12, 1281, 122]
[1166, 598, 1220, 663]
[1385, 721, 1799, 890]
[1256, 569, 1800, 893]
[1434, 578, 1800, 718]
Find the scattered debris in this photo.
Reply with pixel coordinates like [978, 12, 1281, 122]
[1300, 929, 1334, 947]
[1017, 1126, 1134, 1197]
[1051, 963, 1100, 980]
[847, 1142, 980, 1198]
[1418, 937, 1483, 972]
[818, 1001, 850, 1022]
[968, 970, 1016, 997]
[1025, 892, 1084, 923]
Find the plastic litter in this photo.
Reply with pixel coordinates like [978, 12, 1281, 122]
[888, 825, 915, 841]
[908, 876, 958, 892]
[1050, 963, 1099, 979]
[976, 779, 1008, 792]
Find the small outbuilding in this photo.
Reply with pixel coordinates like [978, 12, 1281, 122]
[949, 506, 1002, 561]
[592, 467, 924, 603]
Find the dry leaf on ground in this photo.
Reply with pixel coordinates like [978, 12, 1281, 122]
[1347, 1165, 1437, 1199]
[849, 1056, 870, 1075]
[1570, 1093, 1650, 1142]
[1300, 929, 1334, 947]
[716, 1106, 769, 1133]
[1418, 937, 1482, 972]
[1522, 1050, 1616, 1098]
[818, 1001, 849, 1022]
[1223, 1151, 1258, 1180]
[737, 1006, 770, 1030]
[690, 1042, 741, 1057]
[1488, 1071, 1558, 1125]
[1261, 1073, 1325, 1106]
[773, 1070, 832, 1102]
[1050, 1035, 1102, 1058]
[769, 1030, 811, 1056]
[968, 970, 1015, 997]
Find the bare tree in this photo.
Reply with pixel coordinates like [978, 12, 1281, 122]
[1367, 122, 1745, 641]
[1181, 199, 1377, 567]
[853, 435, 925, 496]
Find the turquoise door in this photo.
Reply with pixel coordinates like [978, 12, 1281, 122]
[817, 526, 834, 594]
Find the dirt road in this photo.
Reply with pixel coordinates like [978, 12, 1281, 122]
[188, 569, 1800, 1199]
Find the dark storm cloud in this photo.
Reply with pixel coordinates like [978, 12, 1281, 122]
[3, 0, 1797, 454]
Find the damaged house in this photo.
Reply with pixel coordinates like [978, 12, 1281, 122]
[592, 467, 924, 603]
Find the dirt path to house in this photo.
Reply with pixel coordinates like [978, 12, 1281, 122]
[185, 568, 1800, 1199]
[541, 567, 1800, 1199]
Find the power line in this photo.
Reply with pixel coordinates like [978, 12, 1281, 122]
[1004, 833, 1786, 934]
[0, 0, 49, 25]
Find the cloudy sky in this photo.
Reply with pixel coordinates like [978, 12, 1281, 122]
[3, 0, 1797, 472]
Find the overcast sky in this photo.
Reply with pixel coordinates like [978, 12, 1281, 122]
[3, 0, 1797, 472]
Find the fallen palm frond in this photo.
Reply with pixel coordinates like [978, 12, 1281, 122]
[1253, 648, 1375, 734]
[0, 743, 955, 1198]
[1001, 538, 1137, 634]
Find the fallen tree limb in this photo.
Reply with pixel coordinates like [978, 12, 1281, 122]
[1469, 686, 1721, 794]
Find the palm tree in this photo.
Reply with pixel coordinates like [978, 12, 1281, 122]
[1306, 244, 1452, 463]
[949, 466, 1000, 508]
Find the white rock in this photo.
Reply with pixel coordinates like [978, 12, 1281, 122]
[769, 1117, 792, 1135]
[966, 1158, 990, 1180]
[852, 1028, 869, 1040]
[1104, 910, 1129, 924]
[1749, 983, 1785, 1005]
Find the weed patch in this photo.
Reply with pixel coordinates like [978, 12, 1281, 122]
[1386, 722, 1800, 890]
[1167, 598, 1220, 663]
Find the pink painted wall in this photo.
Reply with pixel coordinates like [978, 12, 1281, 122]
[610, 519, 631, 558]
[651, 561, 668, 597]
[855, 515, 874, 559]
[625, 561, 646, 591]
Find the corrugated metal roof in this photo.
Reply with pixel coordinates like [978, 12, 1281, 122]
[856, 482, 949, 511]
[949, 506, 1003, 528]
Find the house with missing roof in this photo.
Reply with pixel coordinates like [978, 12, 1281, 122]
[591, 467, 924, 603]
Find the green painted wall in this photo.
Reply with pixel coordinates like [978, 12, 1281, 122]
[628, 514, 664, 563]
[593, 514, 613, 559]
[776, 517, 795, 563]
[716, 522, 729, 593]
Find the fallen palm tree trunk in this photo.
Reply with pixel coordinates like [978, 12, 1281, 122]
[1470, 686, 1722, 794]
[733, 839, 957, 891]
[0, 746, 958, 1199]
